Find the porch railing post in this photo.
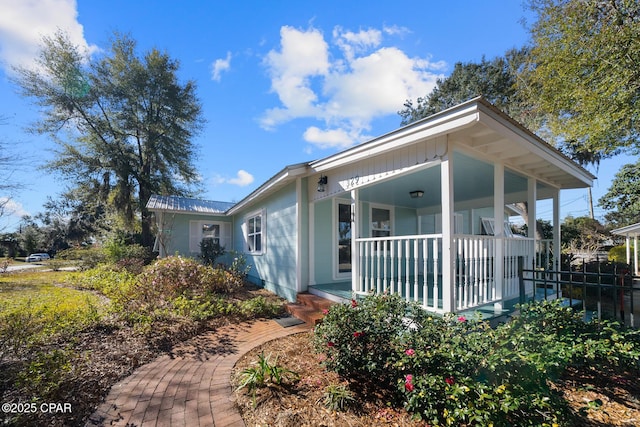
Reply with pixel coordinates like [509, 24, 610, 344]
[351, 189, 359, 296]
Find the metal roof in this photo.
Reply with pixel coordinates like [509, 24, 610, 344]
[146, 195, 235, 215]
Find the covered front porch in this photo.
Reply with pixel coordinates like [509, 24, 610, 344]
[306, 99, 593, 316]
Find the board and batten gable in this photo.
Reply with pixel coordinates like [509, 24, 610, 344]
[232, 180, 303, 302]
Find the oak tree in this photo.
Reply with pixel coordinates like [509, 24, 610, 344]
[13, 31, 204, 247]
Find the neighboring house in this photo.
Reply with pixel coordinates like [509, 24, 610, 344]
[611, 223, 640, 275]
[147, 98, 594, 315]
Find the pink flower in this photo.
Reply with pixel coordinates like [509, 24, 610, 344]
[445, 376, 455, 386]
[322, 309, 329, 315]
[353, 331, 364, 338]
[351, 299, 358, 308]
[457, 315, 467, 322]
[327, 341, 335, 347]
[405, 349, 415, 356]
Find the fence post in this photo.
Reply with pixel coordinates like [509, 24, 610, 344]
[518, 256, 525, 306]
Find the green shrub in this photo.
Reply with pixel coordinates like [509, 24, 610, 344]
[171, 294, 238, 320]
[608, 244, 632, 263]
[237, 352, 299, 406]
[69, 264, 137, 302]
[200, 238, 225, 266]
[238, 295, 283, 318]
[313, 294, 430, 387]
[322, 383, 354, 411]
[315, 295, 640, 426]
[55, 247, 106, 270]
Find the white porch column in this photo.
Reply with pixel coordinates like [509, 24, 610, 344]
[552, 190, 561, 272]
[494, 163, 505, 313]
[626, 236, 631, 268]
[351, 189, 360, 295]
[527, 178, 537, 240]
[441, 154, 455, 312]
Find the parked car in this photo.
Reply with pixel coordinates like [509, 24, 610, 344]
[26, 253, 51, 262]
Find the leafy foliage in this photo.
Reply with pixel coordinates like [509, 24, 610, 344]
[315, 294, 640, 426]
[200, 238, 225, 266]
[522, 0, 640, 155]
[237, 352, 299, 407]
[12, 31, 205, 247]
[398, 48, 543, 135]
[598, 159, 640, 227]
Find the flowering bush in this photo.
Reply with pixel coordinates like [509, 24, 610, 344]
[313, 294, 430, 388]
[132, 256, 245, 312]
[315, 294, 640, 426]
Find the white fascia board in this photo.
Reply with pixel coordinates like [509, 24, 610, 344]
[310, 103, 479, 172]
[477, 107, 595, 188]
[226, 163, 309, 215]
[612, 222, 640, 237]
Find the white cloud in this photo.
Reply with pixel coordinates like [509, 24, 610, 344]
[211, 51, 232, 82]
[0, 0, 97, 73]
[0, 197, 28, 217]
[227, 170, 254, 186]
[260, 25, 446, 150]
[211, 170, 254, 187]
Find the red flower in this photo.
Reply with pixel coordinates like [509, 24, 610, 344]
[457, 315, 467, 322]
[327, 341, 335, 347]
[445, 376, 455, 386]
[404, 374, 415, 392]
[353, 331, 364, 338]
[351, 299, 358, 308]
[405, 348, 415, 356]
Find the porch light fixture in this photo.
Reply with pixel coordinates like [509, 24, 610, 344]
[409, 190, 424, 198]
[317, 175, 328, 192]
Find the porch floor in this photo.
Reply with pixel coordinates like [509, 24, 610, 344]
[309, 282, 585, 323]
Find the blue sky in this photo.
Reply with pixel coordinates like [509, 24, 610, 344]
[0, 0, 635, 231]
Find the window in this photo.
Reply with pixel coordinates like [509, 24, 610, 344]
[371, 206, 392, 251]
[481, 217, 513, 237]
[244, 210, 265, 254]
[189, 221, 231, 253]
[371, 207, 391, 238]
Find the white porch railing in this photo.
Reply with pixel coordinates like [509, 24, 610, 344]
[355, 234, 536, 313]
[355, 234, 444, 312]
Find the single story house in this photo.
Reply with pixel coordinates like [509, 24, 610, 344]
[611, 223, 640, 275]
[147, 98, 594, 315]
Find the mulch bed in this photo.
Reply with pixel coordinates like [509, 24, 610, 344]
[233, 331, 640, 427]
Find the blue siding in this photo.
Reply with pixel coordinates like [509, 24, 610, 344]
[232, 182, 299, 302]
[160, 213, 231, 258]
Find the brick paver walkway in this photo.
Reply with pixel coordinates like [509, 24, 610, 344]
[85, 319, 312, 427]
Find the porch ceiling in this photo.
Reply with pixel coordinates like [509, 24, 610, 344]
[356, 152, 554, 210]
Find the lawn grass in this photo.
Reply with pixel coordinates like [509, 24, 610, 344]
[0, 271, 106, 341]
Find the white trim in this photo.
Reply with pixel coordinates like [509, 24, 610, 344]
[242, 208, 266, 255]
[309, 200, 316, 286]
[295, 177, 303, 293]
[188, 220, 232, 254]
[334, 198, 354, 280]
[369, 203, 394, 238]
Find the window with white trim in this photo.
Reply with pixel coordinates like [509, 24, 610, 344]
[480, 217, 513, 237]
[189, 221, 232, 253]
[244, 210, 265, 254]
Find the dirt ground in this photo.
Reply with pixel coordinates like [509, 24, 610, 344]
[232, 331, 640, 427]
